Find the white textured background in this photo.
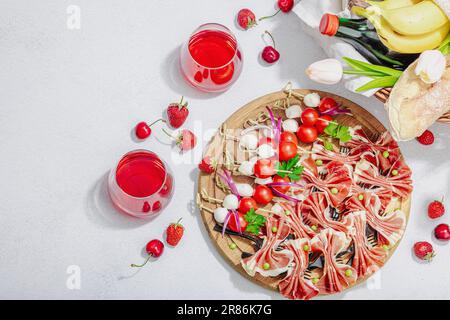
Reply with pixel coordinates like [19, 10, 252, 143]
[0, 0, 449, 299]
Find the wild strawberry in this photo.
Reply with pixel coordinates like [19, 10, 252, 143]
[416, 130, 434, 145]
[237, 9, 257, 30]
[428, 198, 445, 219]
[163, 129, 197, 152]
[167, 97, 189, 129]
[166, 218, 184, 246]
[199, 156, 216, 174]
[413, 241, 435, 261]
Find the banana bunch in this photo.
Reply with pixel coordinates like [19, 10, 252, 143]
[353, 0, 450, 53]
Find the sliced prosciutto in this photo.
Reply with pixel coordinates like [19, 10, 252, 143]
[303, 161, 352, 208]
[241, 216, 293, 277]
[346, 191, 406, 245]
[348, 211, 388, 277]
[354, 159, 413, 199]
[300, 192, 353, 235]
[279, 202, 312, 239]
[311, 142, 361, 167]
[279, 238, 319, 300]
[310, 228, 357, 294]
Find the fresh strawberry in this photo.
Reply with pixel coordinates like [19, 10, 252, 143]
[237, 9, 257, 30]
[416, 130, 434, 145]
[199, 156, 216, 174]
[428, 198, 445, 219]
[413, 241, 435, 261]
[166, 218, 184, 246]
[177, 129, 197, 151]
[167, 97, 189, 129]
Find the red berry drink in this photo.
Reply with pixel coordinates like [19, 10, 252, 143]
[108, 150, 174, 218]
[180, 23, 243, 92]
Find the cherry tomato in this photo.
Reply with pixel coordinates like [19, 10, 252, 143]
[297, 125, 318, 144]
[315, 114, 333, 134]
[279, 141, 297, 161]
[301, 108, 319, 126]
[238, 197, 258, 214]
[272, 175, 290, 193]
[257, 137, 276, 148]
[253, 185, 273, 205]
[318, 97, 338, 114]
[254, 159, 276, 179]
[227, 211, 248, 233]
[280, 131, 298, 145]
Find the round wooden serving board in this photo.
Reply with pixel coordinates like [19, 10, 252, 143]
[197, 89, 411, 296]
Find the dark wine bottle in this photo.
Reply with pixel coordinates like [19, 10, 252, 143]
[319, 13, 409, 70]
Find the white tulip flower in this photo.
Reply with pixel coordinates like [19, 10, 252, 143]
[415, 50, 446, 84]
[306, 59, 343, 85]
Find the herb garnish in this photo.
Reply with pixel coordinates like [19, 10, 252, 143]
[324, 122, 352, 143]
[244, 208, 266, 235]
[275, 154, 304, 181]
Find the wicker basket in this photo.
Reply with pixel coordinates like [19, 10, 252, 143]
[375, 88, 450, 124]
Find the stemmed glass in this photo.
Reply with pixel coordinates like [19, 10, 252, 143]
[108, 150, 174, 218]
[180, 23, 243, 92]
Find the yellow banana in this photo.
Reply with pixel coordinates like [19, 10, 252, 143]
[381, 1, 448, 35]
[352, 6, 450, 53]
[366, 0, 423, 10]
[377, 17, 450, 53]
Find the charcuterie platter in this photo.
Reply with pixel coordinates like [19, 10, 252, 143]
[196, 87, 412, 299]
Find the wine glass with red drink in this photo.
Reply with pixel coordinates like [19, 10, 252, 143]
[108, 150, 174, 218]
[180, 23, 243, 92]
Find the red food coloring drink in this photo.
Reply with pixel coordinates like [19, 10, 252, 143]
[180, 23, 243, 92]
[108, 150, 174, 218]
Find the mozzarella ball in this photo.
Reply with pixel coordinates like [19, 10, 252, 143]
[223, 194, 239, 210]
[236, 183, 254, 197]
[213, 207, 229, 224]
[257, 144, 275, 158]
[238, 161, 254, 176]
[239, 133, 258, 150]
[255, 177, 273, 185]
[271, 203, 283, 214]
[303, 93, 321, 108]
[285, 105, 302, 119]
[282, 119, 299, 132]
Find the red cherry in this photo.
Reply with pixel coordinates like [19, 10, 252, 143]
[262, 46, 280, 64]
[146, 239, 164, 257]
[278, 0, 294, 13]
[434, 223, 450, 241]
[135, 119, 165, 140]
[261, 31, 280, 64]
[130, 239, 164, 268]
[136, 122, 151, 139]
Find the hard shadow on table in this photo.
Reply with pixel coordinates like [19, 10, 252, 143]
[86, 171, 150, 230]
[159, 46, 221, 100]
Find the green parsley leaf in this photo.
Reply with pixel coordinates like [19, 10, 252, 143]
[323, 140, 334, 151]
[324, 122, 352, 144]
[244, 208, 266, 235]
